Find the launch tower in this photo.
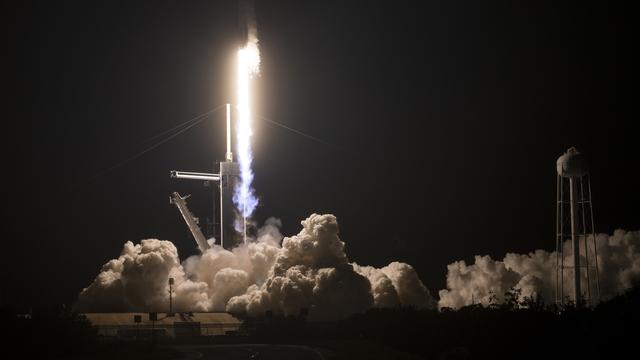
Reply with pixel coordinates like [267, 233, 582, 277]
[170, 104, 243, 250]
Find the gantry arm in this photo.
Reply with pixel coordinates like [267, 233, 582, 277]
[170, 170, 220, 181]
[169, 192, 210, 253]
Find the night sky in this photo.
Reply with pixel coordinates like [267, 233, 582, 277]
[3, 1, 637, 309]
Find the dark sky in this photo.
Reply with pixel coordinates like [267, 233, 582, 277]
[3, 0, 637, 309]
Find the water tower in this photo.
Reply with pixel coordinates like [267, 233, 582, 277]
[555, 147, 600, 306]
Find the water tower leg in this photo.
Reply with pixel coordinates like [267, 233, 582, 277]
[569, 177, 581, 304]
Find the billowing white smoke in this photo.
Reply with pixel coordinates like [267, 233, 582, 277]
[73, 240, 211, 312]
[75, 214, 436, 319]
[438, 229, 640, 309]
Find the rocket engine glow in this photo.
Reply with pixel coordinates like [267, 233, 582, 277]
[233, 41, 260, 230]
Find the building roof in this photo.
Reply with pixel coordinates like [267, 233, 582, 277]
[81, 312, 242, 326]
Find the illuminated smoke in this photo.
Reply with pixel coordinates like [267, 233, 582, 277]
[438, 229, 640, 309]
[74, 218, 640, 314]
[74, 214, 436, 319]
[73, 239, 211, 312]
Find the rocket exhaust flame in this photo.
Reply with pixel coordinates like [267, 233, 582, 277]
[234, 41, 260, 241]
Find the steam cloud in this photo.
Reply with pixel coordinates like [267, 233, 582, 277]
[75, 214, 436, 319]
[75, 213, 639, 315]
[438, 229, 640, 308]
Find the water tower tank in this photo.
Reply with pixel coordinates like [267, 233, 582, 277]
[556, 147, 588, 178]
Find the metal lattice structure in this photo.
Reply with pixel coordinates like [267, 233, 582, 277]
[555, 147, 601, 306]
[170, 104, 244, 251]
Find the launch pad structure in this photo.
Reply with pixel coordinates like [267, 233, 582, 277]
[170, 104, 243, 251]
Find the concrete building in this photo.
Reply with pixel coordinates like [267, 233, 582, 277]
[82, 312, 242, 338]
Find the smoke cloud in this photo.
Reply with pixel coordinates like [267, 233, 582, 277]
[438, 229, 640, 308]
[75, 214, 436, 320]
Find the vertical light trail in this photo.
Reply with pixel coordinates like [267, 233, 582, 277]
[226, 103, 232, 161]
[234, 42, 260, 241]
